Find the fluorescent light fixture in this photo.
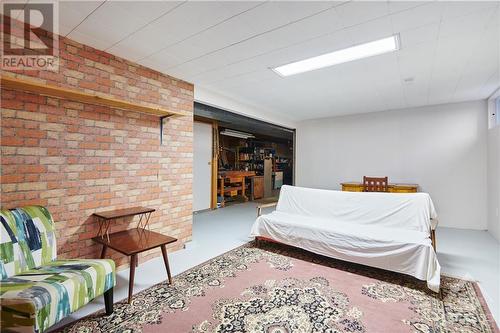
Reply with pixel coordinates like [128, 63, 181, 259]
[220, 129, 255, 139]
[273, 35, 400, 77]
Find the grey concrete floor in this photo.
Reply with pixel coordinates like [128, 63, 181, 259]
[51, 202, 499, 330]
[436, 227, 499, 322]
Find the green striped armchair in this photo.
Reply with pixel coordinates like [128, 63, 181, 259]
[0, 206, 115, 333]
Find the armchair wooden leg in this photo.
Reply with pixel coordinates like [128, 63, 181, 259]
[431, 229, 436, 251]
[104, 288, 113, 315]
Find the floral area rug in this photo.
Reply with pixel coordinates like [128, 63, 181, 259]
[58, 241, 499, 333]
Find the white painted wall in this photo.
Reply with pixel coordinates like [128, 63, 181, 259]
[296, 100, 488, 230]
[193, 122, 213, 212]
[195, 86, 297, 129]
[487, 119, 500, 241]
[487, 91, 500, 241]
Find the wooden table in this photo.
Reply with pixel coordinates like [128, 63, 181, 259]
[92, 207, 177, 304]
[94, 206, 155, 240]
[341, 182, 418, 193]
[218, 170, 256, 206]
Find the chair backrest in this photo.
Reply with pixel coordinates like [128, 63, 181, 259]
[0, 206, 57, 279]
[363, 176, 389, 192]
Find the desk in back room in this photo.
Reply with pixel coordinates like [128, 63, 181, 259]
[218, 170, 258, 206]
[341, 182, 418, 193]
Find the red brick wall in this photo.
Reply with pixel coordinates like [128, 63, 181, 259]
[1, 18, 193, 268]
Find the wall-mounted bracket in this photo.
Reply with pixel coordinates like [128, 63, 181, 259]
[160, 115, 173, 145]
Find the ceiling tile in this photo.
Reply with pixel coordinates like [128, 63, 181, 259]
[442, 1, 499, 21]
[108, 1, 260, 62]
[238, 1, 334, 33]
[165, 17, 254, 64]
[397, 42, 436, 80]
[402, 73, 430, 107]
[117, 1, 184, 21]
[387, 1, 427, 14]
[434, 34, 476, 74]
[439, 6, 495, 39]
[59, 1, 104, 36]
[485, 5, 500, 29]
[390, 2, 445, 32]
[335, 1, 389, 27]
[67, 1, 156, 49]
[399, 23, 439, 47]
[427, 71, 461, 105]
[66, 29, 110, 51]
[345, 16, 394, 43]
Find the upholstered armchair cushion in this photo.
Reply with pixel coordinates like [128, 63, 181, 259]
[0, 206, 116, 333]
[0, 259, 115, 332]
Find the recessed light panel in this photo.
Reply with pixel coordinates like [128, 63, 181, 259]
[273, 35, 400, 77]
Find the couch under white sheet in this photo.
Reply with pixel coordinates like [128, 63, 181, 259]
[250, 185, 441, 292]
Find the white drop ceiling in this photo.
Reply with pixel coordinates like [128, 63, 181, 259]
[56, 1, 500, 121]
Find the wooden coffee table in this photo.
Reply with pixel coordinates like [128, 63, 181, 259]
[92, 207, 177, 304]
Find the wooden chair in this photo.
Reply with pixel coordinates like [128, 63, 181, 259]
[363, 176, 389, 192]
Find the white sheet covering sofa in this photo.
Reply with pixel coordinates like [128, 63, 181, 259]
[250, 185, 441, 292]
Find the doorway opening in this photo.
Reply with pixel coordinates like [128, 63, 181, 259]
[193, 102, 294, 211]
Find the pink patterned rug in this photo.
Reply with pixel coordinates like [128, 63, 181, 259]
[59, 242, 499, 333]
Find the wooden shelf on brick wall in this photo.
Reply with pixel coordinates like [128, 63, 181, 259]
[1, 75, 189, 118]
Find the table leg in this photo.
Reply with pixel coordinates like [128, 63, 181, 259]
[219, 177, 225, 207]
[128, 254, 137, 304]
[236, 176, 248, 202]
[160, 245, 172, 284]
[100, 245, 108, 259]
